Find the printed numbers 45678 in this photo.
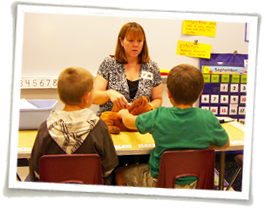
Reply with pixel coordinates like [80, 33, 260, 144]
[21, 77, 57, 89]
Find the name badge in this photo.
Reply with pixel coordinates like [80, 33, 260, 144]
[141, 71, 153, 80]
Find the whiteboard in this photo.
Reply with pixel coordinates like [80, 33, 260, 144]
[20, 6, 249, 78]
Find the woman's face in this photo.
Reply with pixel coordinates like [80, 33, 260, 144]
[120, 31, 144, 60]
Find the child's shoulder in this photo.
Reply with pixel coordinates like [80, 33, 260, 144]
[36, 120, 50, 138]
[150, 106, 178, 116]
[195, 108, 220, 125]
[38, 120, 48, 131]
[194, 107, 216, 118]
[196, 107, 215, 116]
[98, 118, 111, 131]
[139, 107, 215, 117]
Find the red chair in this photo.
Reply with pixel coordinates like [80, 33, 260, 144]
[156, 149, 215, 189]
[39, 154, 103, 185]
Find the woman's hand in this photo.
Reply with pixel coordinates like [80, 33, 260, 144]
[108, 89, 129, 110]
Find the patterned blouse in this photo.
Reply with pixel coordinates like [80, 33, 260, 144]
[96, 56, 162, 115]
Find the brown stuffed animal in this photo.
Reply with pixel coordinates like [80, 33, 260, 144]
[100, 96, 154, 134]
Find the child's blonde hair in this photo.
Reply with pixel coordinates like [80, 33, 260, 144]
[167, 64, 204, 105]
[57, 66, 94, 104]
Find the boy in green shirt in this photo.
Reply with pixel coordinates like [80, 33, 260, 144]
[115, 64, 229, 188]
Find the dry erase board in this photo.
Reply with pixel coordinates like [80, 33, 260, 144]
[20, 6, 249, 85]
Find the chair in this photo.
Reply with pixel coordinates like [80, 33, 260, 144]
[156, 149, 215, 189]
[39, 154, 103, 185]
[226, 154, 243, 190]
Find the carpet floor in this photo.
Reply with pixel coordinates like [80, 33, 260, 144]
[215, 152, 243, 191]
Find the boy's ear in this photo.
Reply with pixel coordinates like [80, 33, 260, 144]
[198, 90, 203, 98]
[166, 87, 172, 99]
[83, 92, 91, 103]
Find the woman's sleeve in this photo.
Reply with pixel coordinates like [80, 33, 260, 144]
[97, 57, 110, 80]
[97, 56, 117, 81]
[150, 61, 162, 87]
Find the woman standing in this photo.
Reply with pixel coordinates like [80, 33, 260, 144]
[93, 22, 163, 115]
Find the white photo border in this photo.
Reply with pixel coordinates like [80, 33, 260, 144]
[9, 3, 258, 200]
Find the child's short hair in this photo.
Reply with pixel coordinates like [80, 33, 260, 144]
[57, 67, 94, 105]
[167, 64, 204, 105]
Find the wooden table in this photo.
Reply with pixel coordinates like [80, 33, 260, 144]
[215, 121, 244, 190]
[17, 120, 244, 190]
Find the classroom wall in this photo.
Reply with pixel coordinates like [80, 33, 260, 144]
[20, 11, 249, 112]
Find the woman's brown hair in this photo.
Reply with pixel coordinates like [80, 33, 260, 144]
[114, 22, 150, 64]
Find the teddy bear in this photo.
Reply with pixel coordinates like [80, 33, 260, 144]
[100, 96, 154, 134]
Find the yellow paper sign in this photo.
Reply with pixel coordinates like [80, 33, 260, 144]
[177, 40, 212, 59]
[183, 20, 217, 37]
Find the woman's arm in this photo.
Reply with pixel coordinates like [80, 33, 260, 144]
[93, 74, 110, 105]
[150, 83, 163, 108]
[93, 74, 128, 109]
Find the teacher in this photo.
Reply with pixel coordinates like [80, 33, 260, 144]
[93, 22, 163, 116]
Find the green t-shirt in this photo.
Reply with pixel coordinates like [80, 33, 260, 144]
[135, 107, 229, 185]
